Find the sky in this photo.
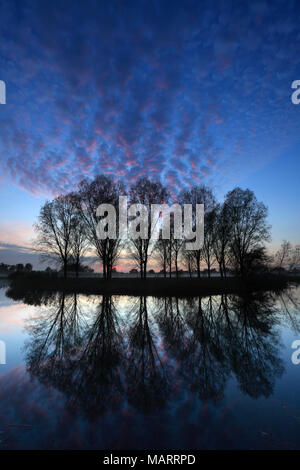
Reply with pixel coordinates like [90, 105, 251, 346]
[0, 0, 299, 270]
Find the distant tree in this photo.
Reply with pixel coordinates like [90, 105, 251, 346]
[275, 240, 292, 270]
[224, 188, 271, 277]
[25, 263, 33, 272]
[82, 265, 94, 273]
[130, 268, 138, 274]
[287, 244, 300, 271]
[16, 263, 24, 272]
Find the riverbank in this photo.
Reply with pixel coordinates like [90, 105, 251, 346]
[6, 273, 300, 298]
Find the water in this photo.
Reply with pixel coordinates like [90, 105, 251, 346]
[0, 283, 300, 450]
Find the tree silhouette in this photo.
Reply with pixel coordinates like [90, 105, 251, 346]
[34, 195, 75, 279]
[179, 185, 216, 278]
[224, 187, 271, 277]
[129, 177, 169, 278]
[76, 175, 125, 279]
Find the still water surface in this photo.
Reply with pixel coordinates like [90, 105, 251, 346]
[0, 283, 300, 449]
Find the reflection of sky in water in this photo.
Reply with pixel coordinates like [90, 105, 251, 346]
[0, 286, 300, 449]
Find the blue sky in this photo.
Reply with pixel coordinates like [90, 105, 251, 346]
[0, 0, 299, 268]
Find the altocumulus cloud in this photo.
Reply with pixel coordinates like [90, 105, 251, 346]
[0, 0, 300, 197]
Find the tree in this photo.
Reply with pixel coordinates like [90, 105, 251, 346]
[243, 246, 270, 275]
[155, 239, 169, 278]
[155, 212, 184, 279]
[288, 245, 300, 271]
[129, 177, 169, 279]
[168, 212, 184, 279]
[179, 185, 216, 278]
[275, 240, 292, 270]
[212, 203, 231, 278]
[34, 195, 74, 279]
[0, 263, 9, 272]
[130, 268, 138, 275]
[77, 175, 125, 280]
[25, 263, 33, 272]
[224, 188, 271, 277]
[182, 249, 195, 278]
[201, 208, 217, 278]
[67, 193, 89, 278]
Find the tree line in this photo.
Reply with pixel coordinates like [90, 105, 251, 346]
[0, 262, 33, 273]
[33, 174, 279, 280]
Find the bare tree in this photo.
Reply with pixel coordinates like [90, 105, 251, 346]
[224, 188, 271, 277]
[67, 193, 90, 278]
[129, 177, 169, 279]
[212, 203, 231, 278]
[168, 212, 184, 279]
[172, 238, 183, 279]
[201, 208, 217, 278]
[275, 240, 292, 271]
[155, 239, 169, 278]
[34, 195, 74, 279]
[288, 246, 300, 271]
[76, 175, 125, 279]
[179, 185, 216, 278]
[182, 249, 196, 278]
[155, 212, 184, 279]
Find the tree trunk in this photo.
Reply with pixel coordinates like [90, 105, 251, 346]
[188, 262, 192, 279]
[207, 257, 211, 278]
[196, 254, 201, 278]
[175, 254, 178, 279]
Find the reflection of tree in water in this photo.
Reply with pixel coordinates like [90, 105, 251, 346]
[126, 296, 169, 412]
[277, 287, 300, 334]
[25, 292, 87, 381]
[7, 286, 59, 306]
[158, 292, 287, 402]
[223, 291, 284, 398]
[25, 294, 124, 418]
[68, 295, 124, 416]
[184, 296, 231, 402]
[157, 296, 229, 403]
[23, 287, 298, 418]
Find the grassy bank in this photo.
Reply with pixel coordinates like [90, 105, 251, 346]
[7, 272, 300, 298]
